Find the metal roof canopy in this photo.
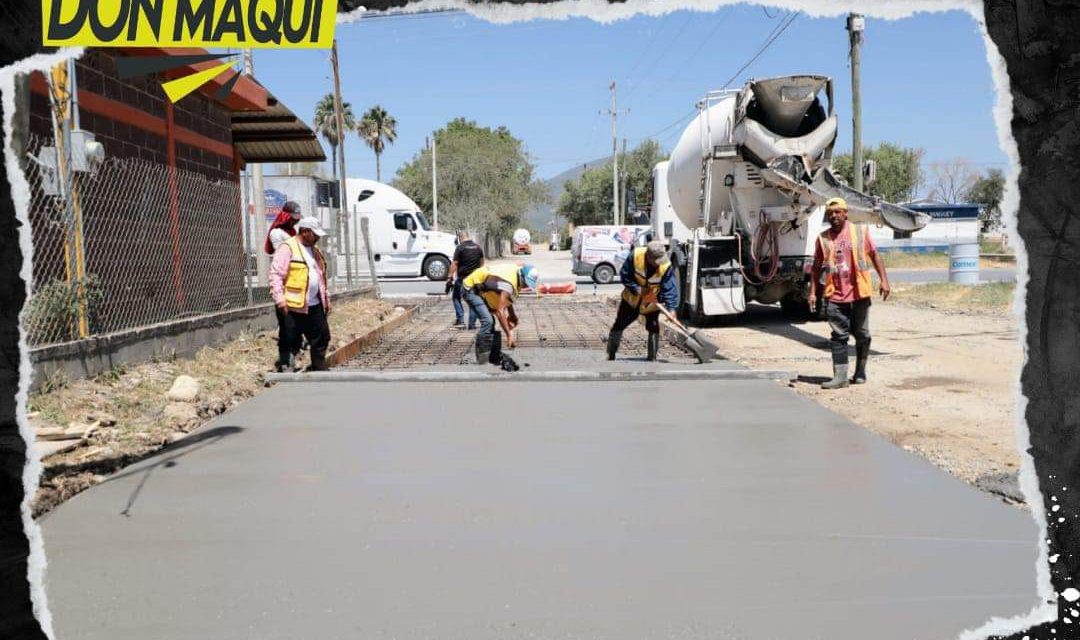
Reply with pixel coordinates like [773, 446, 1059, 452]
[232, 90, 326, 164]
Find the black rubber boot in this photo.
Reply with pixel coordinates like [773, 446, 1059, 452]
[607, 330, 622, 361]
[852, 340, 870, 384]
[647, 333, 660, 361]
[475, 334, 492, 365]
[821, 364, 850, 389]
[307, 353, 329, 372]
[489, 332, 503, 365]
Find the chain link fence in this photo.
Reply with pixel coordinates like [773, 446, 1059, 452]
[21, 134, 375, 348]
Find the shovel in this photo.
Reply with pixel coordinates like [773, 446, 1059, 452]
[655, 304, 720, 364]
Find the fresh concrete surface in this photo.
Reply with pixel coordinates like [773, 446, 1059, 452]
[40, 379, 1038, 640]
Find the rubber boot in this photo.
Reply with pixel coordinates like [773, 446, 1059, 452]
[475, 334, 492, 365]
[821, 364, 850, 389]
[607, 330, 622, 361]
[308, 353, 328, 372]
[851, 340, 870, 385]
[647, 332, 660, 362]
[489, 332, 503, 366]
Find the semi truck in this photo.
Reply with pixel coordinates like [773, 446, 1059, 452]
[661, 74, 931, 321]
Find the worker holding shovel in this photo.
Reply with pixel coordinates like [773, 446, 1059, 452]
[608, 241, 680, 362]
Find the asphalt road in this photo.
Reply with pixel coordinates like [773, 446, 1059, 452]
[41, 371, 1037, 639]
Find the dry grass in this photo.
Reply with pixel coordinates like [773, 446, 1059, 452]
[30, 295, 399, 516]
[881, 251, 1014, 270]
[889, 281, 1016, 314]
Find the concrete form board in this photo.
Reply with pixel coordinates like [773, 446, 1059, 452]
[40, 379, 1037, 640]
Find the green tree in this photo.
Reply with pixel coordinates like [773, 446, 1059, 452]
[357, 105, 398, 182]
[312, 94, 356, 182]
[392, 118, 548, 252]
[965, 168, 1006, 232]
[559, 139, 667, 227]
[832, 142, 924, 204]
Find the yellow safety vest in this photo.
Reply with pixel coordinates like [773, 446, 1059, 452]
[819, 223, 874, 301]
[282, 236, 326, 310]
[463, 263, 520, 310]
[621, 247, 671, 314]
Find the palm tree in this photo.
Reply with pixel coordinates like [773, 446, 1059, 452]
[357, 105, 398, 182]
[312, 94, 356, 182]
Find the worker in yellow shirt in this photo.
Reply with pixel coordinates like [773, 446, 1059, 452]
[461, 263, 539, 365]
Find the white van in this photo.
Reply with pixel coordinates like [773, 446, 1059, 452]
[346, 178, 458, 280]
[571, 225, 651, 284]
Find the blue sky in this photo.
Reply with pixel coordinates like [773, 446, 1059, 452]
[250, 7, 1006, 186]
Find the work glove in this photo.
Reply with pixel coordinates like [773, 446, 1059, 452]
[444, 280, 453, 295]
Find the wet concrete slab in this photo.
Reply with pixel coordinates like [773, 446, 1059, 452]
[40, 379, 1038, 640]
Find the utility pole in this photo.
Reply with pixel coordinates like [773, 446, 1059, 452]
[331, 39, 353, 286]
[244, 50, 269, 287]
[847, 13, 865, 192]
[601, 82, 628, 226]
[620, 137, 628, 224]
[431, 133, 438, 230]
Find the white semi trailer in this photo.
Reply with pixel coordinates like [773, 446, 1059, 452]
[663, 74, 931, 320]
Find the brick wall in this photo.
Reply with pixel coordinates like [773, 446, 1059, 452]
[29, 50, 236, 183]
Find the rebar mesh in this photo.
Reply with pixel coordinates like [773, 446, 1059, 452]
[20, 134, 374, 347]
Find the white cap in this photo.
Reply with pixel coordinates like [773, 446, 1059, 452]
[296, 217, 326, 237]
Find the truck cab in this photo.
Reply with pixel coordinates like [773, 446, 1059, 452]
[346, 178, 457, 281]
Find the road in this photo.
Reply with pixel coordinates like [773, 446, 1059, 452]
[40, 361, 1037, 639]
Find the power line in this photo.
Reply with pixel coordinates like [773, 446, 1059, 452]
[719, 10, 801, 91]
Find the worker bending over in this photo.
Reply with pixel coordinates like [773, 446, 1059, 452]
[608, 240, 679, 362]
[462, 263, 539, 365]
[809, 197, 891, 389]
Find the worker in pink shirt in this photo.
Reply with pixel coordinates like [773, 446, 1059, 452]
[808, 198, 891, 389]
[269, 217, 332, 372]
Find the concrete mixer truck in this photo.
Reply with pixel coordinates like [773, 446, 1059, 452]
[661, 74, 930, 321]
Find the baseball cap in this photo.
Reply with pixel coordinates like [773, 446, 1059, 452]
[296, 216, 327, 237]
[520, 264, 539, 290]
[283, 201, 302, 215]
[826, 197, 848, 211]
[646, 240, 669, 265]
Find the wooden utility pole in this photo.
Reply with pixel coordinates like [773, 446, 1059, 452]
[331, 39, 353, 286]
[847, 13, 865, 192]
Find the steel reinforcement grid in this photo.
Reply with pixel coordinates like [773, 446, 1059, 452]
[347, 296, 697, 369]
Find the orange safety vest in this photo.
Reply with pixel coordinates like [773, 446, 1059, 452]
[621, 247, 671, 314]
[818, 223, 873, 301]
[282, 236, 327, 310]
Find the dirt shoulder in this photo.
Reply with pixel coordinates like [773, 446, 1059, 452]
[29, 295, 400, 516]
[701, 297, 1025, 504]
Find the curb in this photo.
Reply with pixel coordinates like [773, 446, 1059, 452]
[264, 368, 795, 384]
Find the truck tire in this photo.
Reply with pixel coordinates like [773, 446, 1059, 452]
[423, 255, 450, 281]
[593, 263, 616, 285]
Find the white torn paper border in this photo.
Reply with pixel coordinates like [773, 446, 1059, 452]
[1, 45, 87, 640]
[2, 1, 1049, 638]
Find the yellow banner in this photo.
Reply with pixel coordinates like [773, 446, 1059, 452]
[42, 0, 337, 48]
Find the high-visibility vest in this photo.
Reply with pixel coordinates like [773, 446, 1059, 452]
[819, 223, 874, 301]
[621, 247, 671, 314]
[463, 263, 520, 310]
[282, 236, 326, 310]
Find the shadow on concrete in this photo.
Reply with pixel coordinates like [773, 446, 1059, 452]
[109, 426, 245, 517]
